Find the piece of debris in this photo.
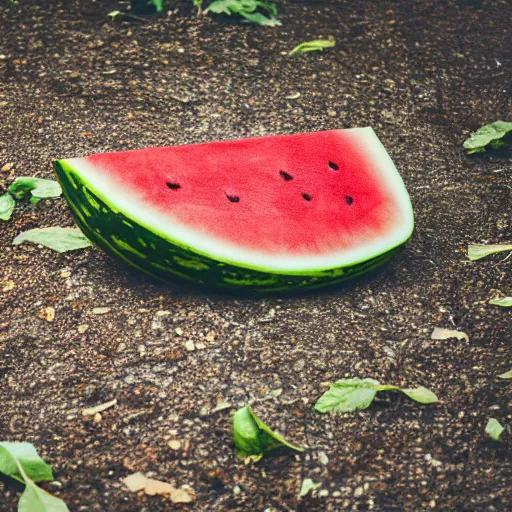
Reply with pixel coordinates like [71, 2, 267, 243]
[121, 472, 195, 503]
[38, 306, 55, 322]
[299, 478, 321, 498]
[92, 307, 111, 315]
[431, 327, 469, 342]
[83, 399, 117, 417]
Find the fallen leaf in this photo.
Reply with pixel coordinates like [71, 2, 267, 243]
[83, 399, 117, 417]
[431, 327, 469, 342]
[122, 472, 148, 492]
[171, 486, 195, 503]
[122, 473, 194, 502]
[13, 227, 93, 253]
[289, 39, 336, 56]
[467, 243, 512, 261]
[489, 296, 512, 307]
[0, 442, 69, 512]
[299, 478, 321, 498]
[463, 121, 512, 154]
[498, 369, 512, 379]
[0, 193, 15, 221]
[144, 478, 176, 496]
[233, 406, 304, 459]
[8, 177, 62, 200]
[485, 418, 504, 441]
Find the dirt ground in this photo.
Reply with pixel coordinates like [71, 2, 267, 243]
[0, 0, 511, 511]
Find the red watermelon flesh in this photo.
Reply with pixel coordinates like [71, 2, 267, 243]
[54, 128, 413, 282]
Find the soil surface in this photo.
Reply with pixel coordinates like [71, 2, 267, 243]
[0, 0, 511, 511]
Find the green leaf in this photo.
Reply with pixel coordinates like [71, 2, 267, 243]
[463, 121, 512, 154]
[233, 406, 304, 459]
[467, 243, 512, 261]
[0, 442, 53, 484]
[489, 296, 512, 307]
[498, 369, 512, 379]
[0, 192, 16, 221]
[485, 418, 504, 441]
[316, 378, 439, 414]
[299, 478, 321, 498]
[400, 387, 438, 404]
[13, 227, 93, 253]
[150, 0, 164, 12]
[206, 0, 280, 26]
[108, 10, 121, 20]
[289, 39, 336, 56]
[0, 442, 69, 512]
[240, 11, 281, 26]
[8, 177, 62, 201]
[315, 378, 379, 413]
[18, 479, 69, 512]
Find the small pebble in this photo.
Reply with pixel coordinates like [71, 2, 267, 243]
[168, 440, 181, 450]
[92, 307, 111, 315]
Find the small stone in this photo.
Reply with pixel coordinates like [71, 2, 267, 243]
[38, 306, 55, 322]
[354, 486, 364, 497]
[318, 452, 329, 465]
[93, 413, 102, 423]
[184, 340, 195, 351]
[1, 163, 13, 172]
[233, 485, 241, 495]
[60, 271, 71, 278]
[327, 109, 337, 117]
[175, 327, 183, 336]
[195, 342, 206, 350]
[92, 307, 111, 315]
[319, 490, 329, 497]
[168, 440, 181, 450]
[293, 360, 305, 372]
[2, 281, 15, 292]
[117, 343, 126, 352]
[78, 325, 89, 334]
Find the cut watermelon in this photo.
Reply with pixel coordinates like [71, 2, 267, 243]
[53, 128, 413, 291]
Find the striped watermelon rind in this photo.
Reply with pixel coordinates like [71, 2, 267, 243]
[54, 158, 402, 292]
[53, 128, 413, 292]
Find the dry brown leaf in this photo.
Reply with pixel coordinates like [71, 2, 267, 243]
[171, 486, 195, 503]
[122, 472, 148, 492]
[122, 473, 194, 499]
[431, 327, 468, 342]
[145, 478, 176, 496]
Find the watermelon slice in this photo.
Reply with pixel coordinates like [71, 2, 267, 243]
[53, 128, 413, 291]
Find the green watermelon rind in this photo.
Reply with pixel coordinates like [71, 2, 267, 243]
[52, 128, 414, 290]
[53, 160, 399, 292]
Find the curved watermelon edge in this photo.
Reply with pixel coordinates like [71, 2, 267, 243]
[53, 159, 404, 291]
[53, 128, 414, 276]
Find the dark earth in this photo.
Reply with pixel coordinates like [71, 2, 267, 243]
[0, 0, 511, 510]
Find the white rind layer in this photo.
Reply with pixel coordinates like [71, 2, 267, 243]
[62, 128, 414, 274]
